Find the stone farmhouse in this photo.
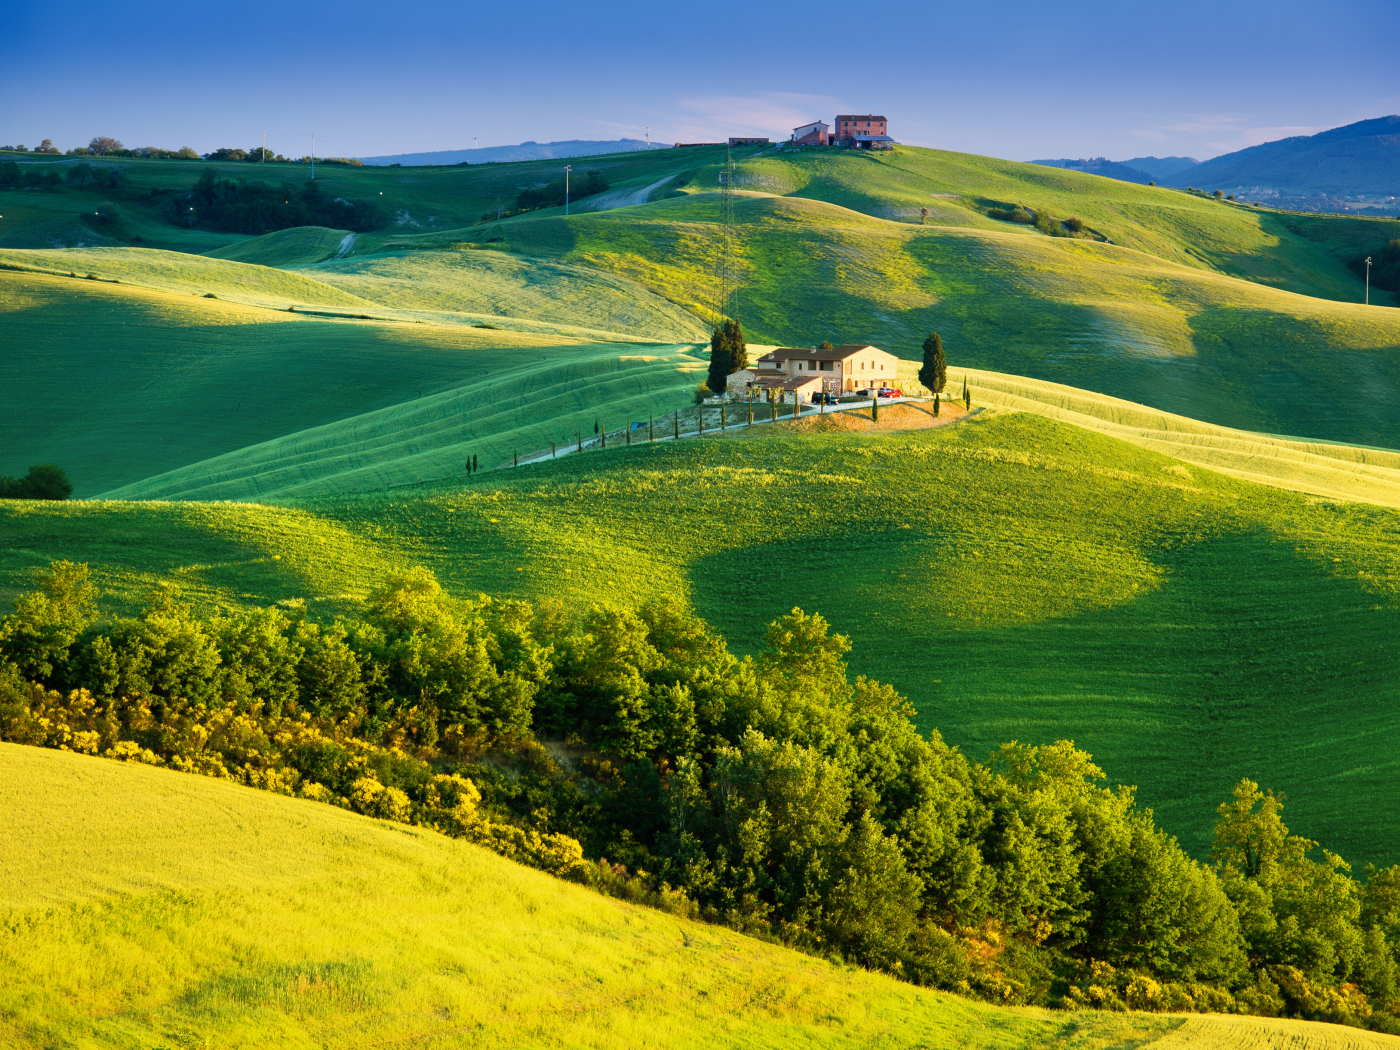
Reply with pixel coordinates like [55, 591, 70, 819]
[834, 114, 894, 149]
[729, 344, 901, 399]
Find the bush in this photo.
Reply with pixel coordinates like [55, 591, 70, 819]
[987, 203, 1033, 224]
[0, 465, 73, 500]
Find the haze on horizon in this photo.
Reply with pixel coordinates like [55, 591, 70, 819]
[4, 0, 1398, 165]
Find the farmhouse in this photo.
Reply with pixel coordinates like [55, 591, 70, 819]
[835, 115, 894, 149]
[790, 121, 831, 146]
[731, 344, 900, 396]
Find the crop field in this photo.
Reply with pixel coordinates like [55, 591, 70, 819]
[13, 741, 1396, 1050]
[6, 411, 1400, 867]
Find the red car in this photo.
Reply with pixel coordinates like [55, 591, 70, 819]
[876, 387, 902, 398]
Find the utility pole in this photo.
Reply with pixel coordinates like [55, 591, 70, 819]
[311, 133, 315, 178]
[475, 136, 478, 163]
[564, 165, 571, 215]
[262, 131, 266, 164]
[646, 126, 650, 148]
[1365, 256, 1372, 306]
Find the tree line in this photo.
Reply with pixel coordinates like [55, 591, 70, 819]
[161, 167, 384, 234]
[1, 561, 1398, 1032]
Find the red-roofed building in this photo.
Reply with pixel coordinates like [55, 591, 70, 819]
[835, 114, 894, 149]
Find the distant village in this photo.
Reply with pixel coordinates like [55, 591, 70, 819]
[675, 114, 896, 151]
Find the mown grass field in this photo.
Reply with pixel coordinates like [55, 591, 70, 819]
[6, 411, 1400, 869]
[0, 266, 707, 496]
[11, 741, 1396, 1050]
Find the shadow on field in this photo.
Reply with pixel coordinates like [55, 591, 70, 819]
[689, 524, 1400, 866]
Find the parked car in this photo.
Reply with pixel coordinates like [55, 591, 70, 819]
[876, 387, 902, 398]
[810, 391, 839, 404]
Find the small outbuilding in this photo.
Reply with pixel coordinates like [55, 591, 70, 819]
[791, 121, 831, 146]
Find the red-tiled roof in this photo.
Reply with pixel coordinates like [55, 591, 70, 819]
[757, 344, 885, 362]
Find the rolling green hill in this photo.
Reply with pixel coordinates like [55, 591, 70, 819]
[0, 262, 707, 496]
[7, 409, 1400, 869]
[9, 742, 1399, 1049]
[443, 192, 1400, 446]
[5, 185, 1400, 502]
[3, 742, 1196, 1049]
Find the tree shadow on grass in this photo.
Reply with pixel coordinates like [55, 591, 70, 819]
[689, 524, 1400, 866]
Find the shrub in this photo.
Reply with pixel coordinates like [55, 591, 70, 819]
[0, 465, 73, 500]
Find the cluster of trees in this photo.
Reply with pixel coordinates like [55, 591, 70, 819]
[0, 465, 71, 500]
[482, 170, 610, 221]
[203, 148, 363, 166]
[0, 139, 61, 155]
[161, 167, 383, 234]
[984, 202, 1089, 238]
[2, 560, 1398, 1032]
[0, 162, 61, 191]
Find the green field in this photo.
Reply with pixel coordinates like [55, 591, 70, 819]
[11, 741, 1399, 1050]
[4, 144, 1400, 506]
[6, 410, 1400, 869]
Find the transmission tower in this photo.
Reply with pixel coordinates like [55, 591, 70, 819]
[716, 144, 737, 321]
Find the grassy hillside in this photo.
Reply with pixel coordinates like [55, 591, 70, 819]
[3, 144, 1391, 303]
[204, 224, 353, 266]
[2, 742, 1196, 1049]
[0, 267, 710, 496]
[7, 410, 1400, 867]
[451, 193, 1400, 447]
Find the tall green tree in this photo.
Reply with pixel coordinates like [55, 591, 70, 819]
[919, 333, 947, 393]
[708, 319, 748, 394]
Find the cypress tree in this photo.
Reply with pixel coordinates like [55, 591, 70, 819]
[707, 318, 748, 394]
[934, 393, 940, 417]
[872, 390, 879, 423]
[473, 453, 478, 471]
[919, 332, 947, 393]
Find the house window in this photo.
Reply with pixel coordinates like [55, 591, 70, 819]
[820, 360, 833, 371]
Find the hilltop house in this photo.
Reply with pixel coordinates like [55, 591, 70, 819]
[729, 344, 900, 397]
[791, 121, 831, 146]
[835, 115, 894, 149]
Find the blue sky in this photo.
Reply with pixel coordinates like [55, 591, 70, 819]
[4, 0, 1398, 163]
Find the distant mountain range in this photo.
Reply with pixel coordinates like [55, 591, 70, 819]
[1031, 157, 1175, 185]
[1034, 117, 1400, 207]
[1162, 116, 1400, 197]
[358, 139, 671, 166]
